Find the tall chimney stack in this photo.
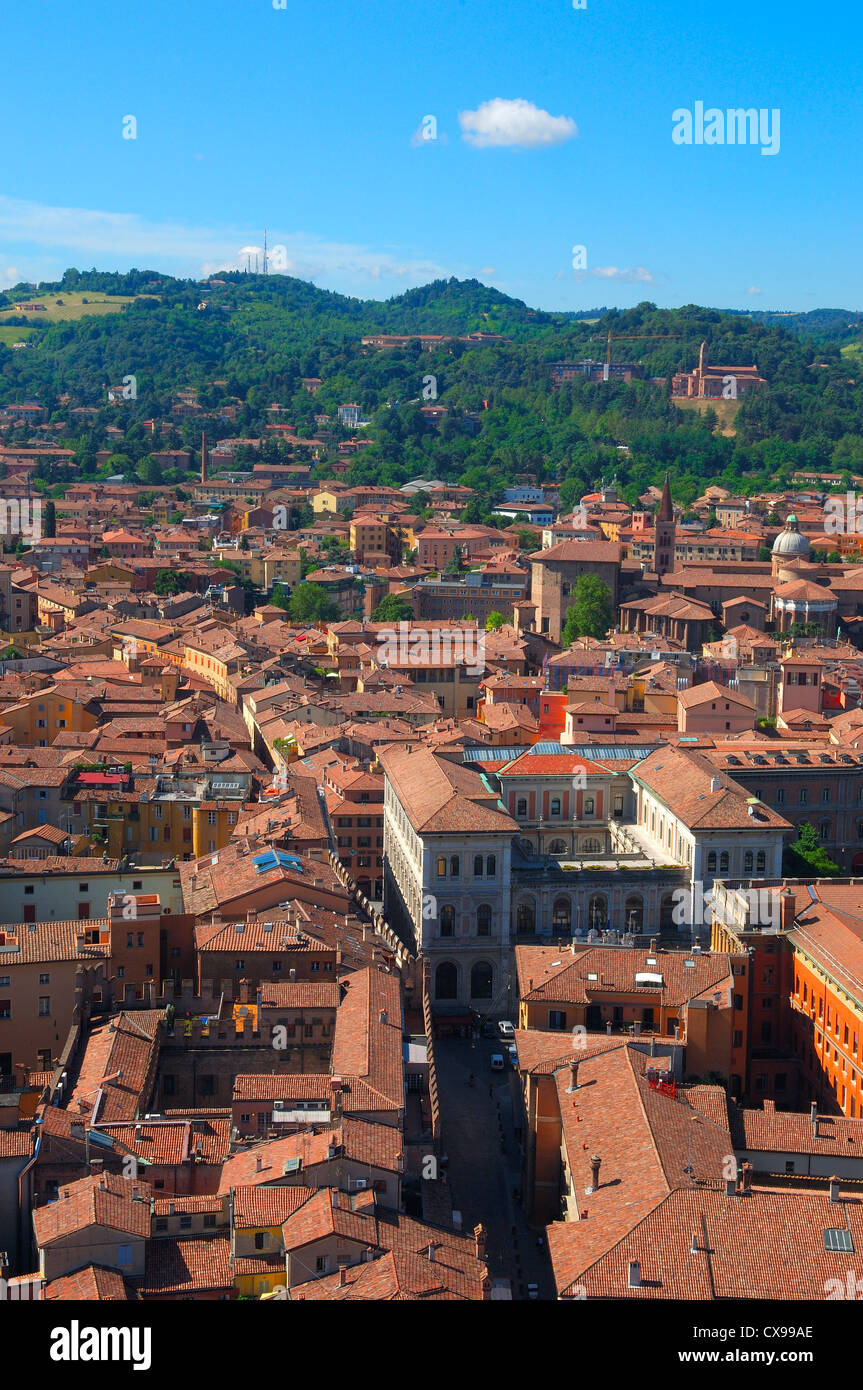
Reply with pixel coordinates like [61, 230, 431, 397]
[587, 1154, 601, 1194]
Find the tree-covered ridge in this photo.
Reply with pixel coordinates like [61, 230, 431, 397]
[2, 268, 863, 508]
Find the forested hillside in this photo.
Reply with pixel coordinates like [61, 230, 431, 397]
[2, 268, 863, 512]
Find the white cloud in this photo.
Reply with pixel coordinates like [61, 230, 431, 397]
[746, 285, 762, 295]
[0, 266, 21, 286]
[592, 265, 657, 284]
[478, 266, 496, 276]
[459, 98, 577, 149]
[0, 196, 450, 290]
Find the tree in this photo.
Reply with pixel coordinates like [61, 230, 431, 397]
[43, 500, 56, 538]
[271, 583, 291, 611]
[485, 611, 505, 631]
[445, 545, 463, 574]
[287, 582, 339, 624]
[372, 593, 414, 623]
[562, 573, 614, 644]
[153, 568, 182, 596]
[784, 821, 840, 878]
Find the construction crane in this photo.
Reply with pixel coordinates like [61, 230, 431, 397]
[590, 330, 682, 374]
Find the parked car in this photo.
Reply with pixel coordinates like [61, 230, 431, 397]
[506, 1044, 518, 1068]
[490, 1053, 505, 1072]
[480, 1020, 498, 1039]
[498, 1020, 515, 1040]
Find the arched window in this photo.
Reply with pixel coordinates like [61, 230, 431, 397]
[516, 899, 536, 935]
[440, 905, 455, 937]
[477, 904, 492, 936]
[450, 855, 460, 878]
[624, 895, 643, 932]
[707, 851, 717, 873]
[588, 894, 607, 929]
[756, 851, 766, 873]
[582, 838, 602, 853]
[660, 894, 676, 931]
[552, 897, 571, 932]
[744, 851, 753, 873]
[473, 855, 484, 877]
[719, 852, 729, 873]
[550, 797, 561, 816]
[435, 962, 457, 1000]
[486, 855, 496, 877]
[470, 961, 493, 999]
[549, 838, 567, 855]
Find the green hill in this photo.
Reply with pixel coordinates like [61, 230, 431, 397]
[2, 267, 863, 512]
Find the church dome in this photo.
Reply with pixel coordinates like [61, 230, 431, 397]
[772, 515, 811, 558]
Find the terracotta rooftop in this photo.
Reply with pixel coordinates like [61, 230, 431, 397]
[33, 1171, 151, 1246]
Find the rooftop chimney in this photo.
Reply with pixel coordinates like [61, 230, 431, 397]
[567, 1059, 578, 1092]
[690, 1232, 699, 1254]
[474, 1223, 487, 1261]
[338, 1264, 348, 1287]
[379, 1009, 388, 1025]
[740, 1161, 753, 1193]
[426, 1241, 439, 1262]
[331, 1188, 339, 1208]
[829, 1175, 841, 1204]
[725, 1173, 737, 1197]
[586, 1154, 601, 1194]
[781, 887, 796, 933]
[627, 1260, 642, 1289]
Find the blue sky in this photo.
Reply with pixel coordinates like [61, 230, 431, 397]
[2, 0, 861, 311]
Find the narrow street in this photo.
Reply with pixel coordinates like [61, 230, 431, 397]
[433, 1036, 554, 1299]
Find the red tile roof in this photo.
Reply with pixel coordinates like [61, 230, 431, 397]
[33, 1172, 151, 1246]
[139, 1235, 233, 1296]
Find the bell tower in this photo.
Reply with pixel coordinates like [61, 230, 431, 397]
[653, 473, 676, 576]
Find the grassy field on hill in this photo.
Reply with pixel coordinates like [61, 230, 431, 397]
[0, 325, 36, 346]
[0, 290, 139, 323]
